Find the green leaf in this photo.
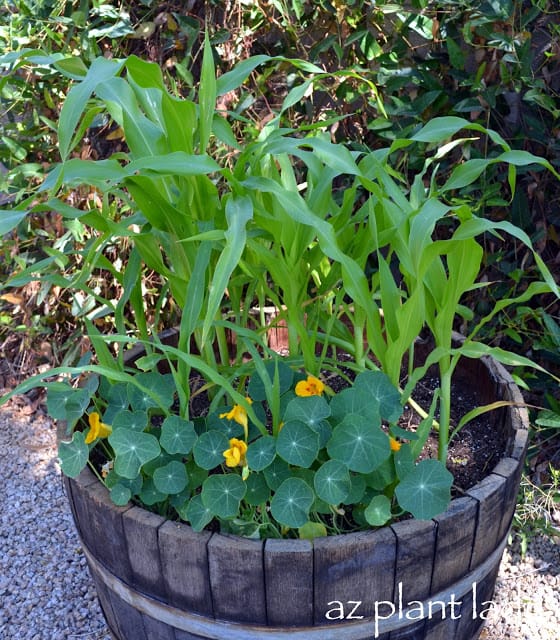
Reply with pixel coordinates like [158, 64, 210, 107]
[263, 457, 291, 490]
[139, 478, 167, 505]
[185, 494, 213, 531]
[270, 477, 314, 528]
[47, 385, 92, 426]
[59, 57, 124, 160]
[127, 372, 175, 411]
[201, 474, 246, 518]
[298, 521, 327, 539]
[160, 415, 197, 454]
[364, 494, 392, 526]
[327, 414, 391, 473]
[330, 384, 381, 424]
[313, 460, 351, 505]
[353, 370, 402, 422]
[246, 435, 276, 471]
[103, 383, 130, 420]
[247, 359, 294, 402]
[244, 472, 271, 505]
[410, 116, 476, 143]
[110, 483, 132, 506]
[535, 410, 560, 429]
[153, 460, 188, 495]
[276, 420, 319, 468]
[0, 209, 28, 235]
[394, 444, 415, 480]
[109, 429, 161, 479]
[201, 195, 253, 345]
[112, 409, 148, 432]
[58, 431, 89, 478]
[283, 395, 331, 428]
[193, 430, 230, 470]
[442, 159, 491, 191]
[199, 32, 217, 152]
[395, 459, 453, 519]
[207, 412, 244, 439]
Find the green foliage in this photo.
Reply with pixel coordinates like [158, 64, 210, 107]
[3, 9, 560, 539]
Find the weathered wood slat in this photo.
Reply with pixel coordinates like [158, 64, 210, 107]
[85, 558, 122, 638]
[423, 612, 459, 640]
[264, 538, 313, 626]
[123, 506, 166, 599]
[313, 528, 396, 624]
[141, 613, 178, 640]
[453, 561, 501, 640]
[207, 534, 267, 624]
[63, 470, 97, 541]
[430, 497, 477, 594]
[87, 557, 147, 640]
[158, 521, 213, 616]
[79, 478, 133, 584]
[492, 457, 524, 541]
[466, 474, 507, 570]
[391, 519, 437, 604]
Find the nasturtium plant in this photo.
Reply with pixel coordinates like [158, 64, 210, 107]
[52, 361, 455, 538]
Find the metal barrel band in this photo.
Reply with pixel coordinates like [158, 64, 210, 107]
[83, 533, 508, 640]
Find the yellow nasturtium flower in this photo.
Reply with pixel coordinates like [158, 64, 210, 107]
[223, 438, 248, 468]
[389, 436, 401, 452]
[85, 412, 112, 444]
[295, 375, 325, 397]
[219, 397, 253, 439]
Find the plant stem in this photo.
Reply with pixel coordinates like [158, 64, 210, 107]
[438, 365, 452, 464]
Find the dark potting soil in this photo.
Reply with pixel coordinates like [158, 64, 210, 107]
[402, 375, 508, 496]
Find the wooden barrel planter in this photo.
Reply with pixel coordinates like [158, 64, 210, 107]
[63, 350, 528, 640]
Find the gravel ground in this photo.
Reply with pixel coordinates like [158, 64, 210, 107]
[1, 404, 558, 640]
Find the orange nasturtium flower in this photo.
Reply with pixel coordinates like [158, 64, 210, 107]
[219, 397, 253, 439]
[295, 375, 325, 397]
[85, 412, 112, 444]
[223, 438, 248, 468]
[389, 436, 401, 452]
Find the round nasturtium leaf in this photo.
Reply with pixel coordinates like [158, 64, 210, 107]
[270, 477, 315, 529]
[353, 370, 402, 422]
[327, 414, 391, 473]
[247, 359, 294, 401]
[283, 395, 331, 427]
[127, 372, 174, 411]
[185, 494, 213, 532]
[246, 435, 276, 471]
[207, 412, 244, 439]
[112, 409, 148, 432]
[244, 472, 270, 506]
[160, 415, 197, 455]
[364, 494, 392, 526]
[263, 457, 291, 490]
[108, 429, 161, 479]
[394, 443, 415, 481]
[110, 483, 132, 506]
[313, 459, 351, 505]
[193, 430, 230, 470]
[276, 420, 319, 468]
[153, 460, 188, 495]
[58, 431, 89, 478]
[201, 474, 246, 519]
[298, 521, 327, 540]
[330, 385, 381, 424]
[139, 478, 167, 505]
[395, 459, 453, 520]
